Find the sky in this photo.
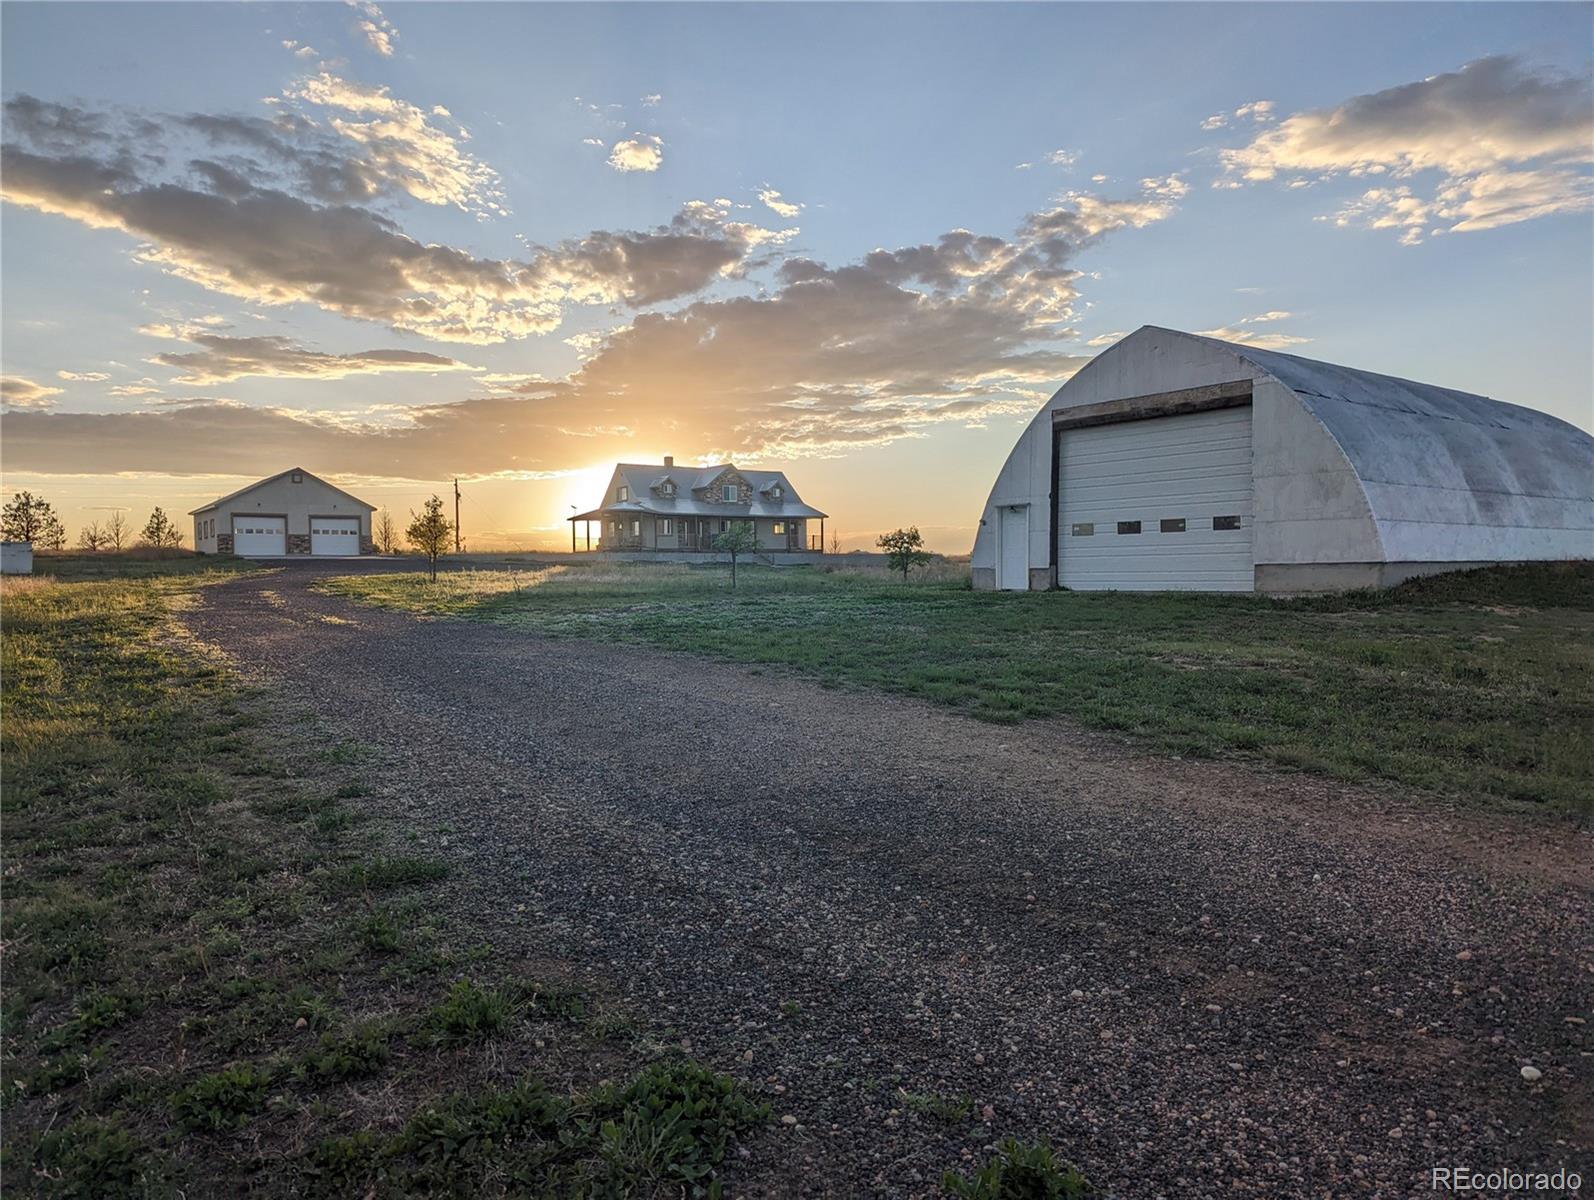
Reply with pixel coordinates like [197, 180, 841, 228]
[2, 1, 1591, 552]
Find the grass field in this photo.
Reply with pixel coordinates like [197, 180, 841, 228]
[1, 565, 769, 1196]
[318, 560, 1594, 814]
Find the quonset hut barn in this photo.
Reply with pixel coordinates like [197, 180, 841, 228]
[971, 327, 1594, 593]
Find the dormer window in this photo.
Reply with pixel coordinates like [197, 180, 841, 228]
[770, 485, 784, 499]
[616, 485, 629, 502]
[722, 484, 738, 503]
[659, 481, 675, 497]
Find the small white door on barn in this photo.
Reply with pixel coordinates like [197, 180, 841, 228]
[311, 517, 361, 556]
[1057, 406, 1254, 592]
[998, 505, 1029, 590]
[233, 516, 286, 557]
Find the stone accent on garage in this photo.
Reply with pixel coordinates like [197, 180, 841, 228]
[361, 538, 377, 554]
[287, 534, 311, 554]
[217, 533, 234, 553]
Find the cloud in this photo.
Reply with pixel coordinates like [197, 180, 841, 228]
[4, 187, 1177, 476]
[282, 40, 319, 60]
[287, 72, 506, 216]
[147, 329, 473, 384]
[607, 134, 663, 173]
[1217, 56, 1594, 241]
[641, 94, 662, 107]
[349, 1, 397, 56]
[109, 384, 163, 397]
[1194, 324, 1311, 351]
[3, 97, 780, 344]
[1139, 174, 1189, 200]
[758, 188, 802, 219]
[1085, 331, 1128, 348]
[1240, 310, 1291, 323]
[1, 375, 64, 408]
[1201, 113, 1229, 132]
[56, 369, 111, 381]
[1233, 100, 1274, 123]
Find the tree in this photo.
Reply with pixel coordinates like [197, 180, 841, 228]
[374, 508, 400, 555]
[712, 521, 759, 590]
[406, 495, 453, 581]
[876, 526, 932, 582]
[139, 507, 184, 549]
[829, 528, 840, 555]
[104, 511, 129, 551]
[2, 491, 67, 549]
[77, 521, 106, 551]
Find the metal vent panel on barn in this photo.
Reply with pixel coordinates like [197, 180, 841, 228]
[1057, 406, 1254, 591]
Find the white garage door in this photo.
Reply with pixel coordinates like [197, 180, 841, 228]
[1057, 406, 1254, 592]
[232, 516, 286, 557]
[311, 517, 361, 556]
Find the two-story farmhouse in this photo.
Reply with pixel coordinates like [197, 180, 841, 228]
[571, 458, 827, 552]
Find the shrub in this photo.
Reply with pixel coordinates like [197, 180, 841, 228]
[942, 1138, 1091, 1199]
[172, 1063, 273, 1131]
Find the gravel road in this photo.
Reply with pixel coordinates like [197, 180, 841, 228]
[183, 563, 1592, 1198]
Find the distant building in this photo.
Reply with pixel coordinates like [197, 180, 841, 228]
[191, 468, 376, 557]
[570, 459, 828, 552]
[972, 326, 1594, 592]
[1, 542, 33, 575]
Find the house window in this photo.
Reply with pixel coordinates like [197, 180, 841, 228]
[1213, 515, 1242, 531]
[659, 482, 675, 496]
[657, 518, 673, 536]
[1071, 523, 1094, 536]
[722, 484, 737, 502]
[771, 485, 783, 499]
[629, 520, 640, 537]
[719, 519, 729, 532]
[616, 485, 629, 502]
[1117, 521, 1141, 535]
[772, 521, 786, 535]
[1160, 518, 1186, 533]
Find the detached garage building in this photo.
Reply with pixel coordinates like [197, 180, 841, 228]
[972, 327, 1594, 593]
[191, 468, 375, 557]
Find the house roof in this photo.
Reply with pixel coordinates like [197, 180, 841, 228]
[188, 467, 377, 515]
[570, 461, 828, 521]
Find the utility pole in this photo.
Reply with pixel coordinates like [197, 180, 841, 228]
[453, 478, 461, 553]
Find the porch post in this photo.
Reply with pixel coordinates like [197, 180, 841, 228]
[820, 517, 825, 554]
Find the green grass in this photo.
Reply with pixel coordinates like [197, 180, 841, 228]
[1, 564, 768, 1195]
[318, 560, 1594, 813]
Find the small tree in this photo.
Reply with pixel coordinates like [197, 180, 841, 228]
[139, 507, 184, 549]
[2, 491, 67, 549]
[77, 521, 106, 551]
[712, 521, 759, 590]
[104, 511, 129, 551]
[374, 508, 400, 555]
[876, 526, 932, 582]
[829, 528, 840, 556]
[406, 495, 453, 581]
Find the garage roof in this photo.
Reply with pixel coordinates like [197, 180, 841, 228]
[188, 467, 377, 516]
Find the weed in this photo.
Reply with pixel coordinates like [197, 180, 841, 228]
[172, 1063, 273, 1132]
[326, 855, 448, 896]
[34, 1117, 151, 1198]
[359, 908, 403, 954]
[943, 1138, 1091, 1199]
[423, 979, 510, 1045]
[296, 1023, 392, 1083]
[900, 1088, 973, 1121]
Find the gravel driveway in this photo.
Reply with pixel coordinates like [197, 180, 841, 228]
[183, 564, 1592, 1198]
